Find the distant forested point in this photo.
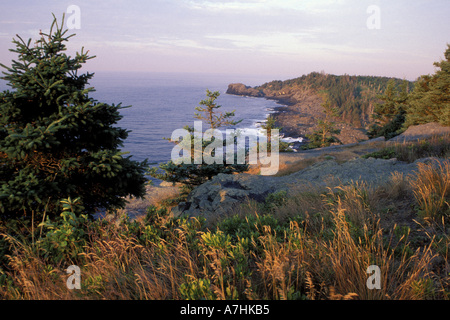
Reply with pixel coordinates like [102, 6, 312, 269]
[256, 72, 415, 128]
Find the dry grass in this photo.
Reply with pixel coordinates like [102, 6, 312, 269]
[1, 158, 449, 300]
[249, 151, 363, 177]
[371, 133, 450, 163]
[412, 160, 450, 220]
[103, 184, 183, 222]
[275, 157, 324, 177]
[0, 219, 200, 300]
[251, 139, 387, 177]
[324, 204, 437, 300]
[0, 234, 75, 299]
[78, 230, 186, 299]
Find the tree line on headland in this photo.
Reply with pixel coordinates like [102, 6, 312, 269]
[258, 72, 413, 129]
[238, 46, 449, 139]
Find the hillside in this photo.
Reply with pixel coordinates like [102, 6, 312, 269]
[227, 72, 415, 144]
[124, 122, 450, 221]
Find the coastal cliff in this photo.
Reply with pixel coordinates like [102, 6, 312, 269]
[226, 83, 264, 97]
[226, 75, 379, 145]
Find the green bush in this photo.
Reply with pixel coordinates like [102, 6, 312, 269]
[363, 148, 398, 160]
[149, 90, 248, 187]
[37, 197, 89, 263]
[0, 15, 147, 220]
[264, 190, 288, 212]
[179, 277, 217, 300]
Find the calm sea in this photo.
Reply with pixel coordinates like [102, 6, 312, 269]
[1, 71, 284, 170]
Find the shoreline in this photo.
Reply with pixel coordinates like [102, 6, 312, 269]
[269, 102, 307, 151]
[246, 95, 309, 148]
[247, 100, 306, 151]
[225, 83, 369, 146]
[225, 83, 313, 141]
[265, 96, 370, 146]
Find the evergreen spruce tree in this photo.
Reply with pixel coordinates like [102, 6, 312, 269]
[0, 16, 148, 219]
[306, 99, 341, 148]
[368, 79, 409, 139]
[373, 79, 402, 123]
[194, 89, 241, 129]
[260, 115, 292, 152]
[149, 90, 248, 187]
[405, 44, 450, 127]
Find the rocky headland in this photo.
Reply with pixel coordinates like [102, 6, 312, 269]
[226, 83, 368, 145]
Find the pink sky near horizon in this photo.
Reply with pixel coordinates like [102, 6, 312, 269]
[1, 0, 449, 83]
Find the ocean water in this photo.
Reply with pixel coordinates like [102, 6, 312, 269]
[89, 72, 284, 165]
[1, 71, 284, 167]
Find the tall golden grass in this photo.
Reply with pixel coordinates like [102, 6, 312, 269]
[412, 160, 450, 219]
[370, 133, 450, 163]
[1, 160, 449, 300]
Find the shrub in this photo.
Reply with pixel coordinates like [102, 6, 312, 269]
[37, 197, 89, 263]
[149, 90, 248, 187]
[179, 277, 217, 300]
[363, 133, 450, 163]
[0, 15, 147, 219]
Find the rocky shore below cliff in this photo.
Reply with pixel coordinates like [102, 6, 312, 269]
[226, 83, 368, 146]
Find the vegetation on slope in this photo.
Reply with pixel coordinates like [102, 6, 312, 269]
[252, 44, 450, 142]
[1, 16, 449, 301]
[0, 16, 148, 220]
[1, 152, 449, 299]
[257, 72, 414, 128]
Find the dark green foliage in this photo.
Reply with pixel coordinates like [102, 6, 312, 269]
[263, 190, 288, 212]
[373, 80, 409, 122]
[368, 111, 406, 140]
[305, 99, 341, 148]
[362, 148, 398, 160]
[367, 79, 409, 139]
[151, 159, 248, 187]
[0, 16, 147, 219]
[149, 90, 248, 187]
[258, 72, 414, 128]
[368, 44, 450, 136]
[405, 44, 450, 127]
[368, 44, 450, 135]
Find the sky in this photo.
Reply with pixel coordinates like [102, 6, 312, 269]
[0, 0, 449, 82]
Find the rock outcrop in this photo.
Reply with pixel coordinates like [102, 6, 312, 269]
[388, 122, 450, 143]
[226, 83, 264, 97]
[172, 154, 448, 220]
[173, 172, 279, 218]
[108, 123, 450, 222]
